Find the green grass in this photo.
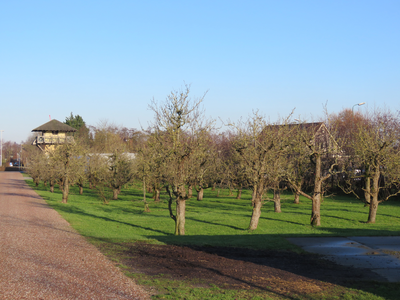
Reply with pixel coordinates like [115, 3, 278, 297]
[26, 180, 400, 299]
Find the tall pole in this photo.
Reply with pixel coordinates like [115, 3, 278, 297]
[0, 130, 3, 167]
[352, 102, 366, 112]
[19, 146, 22, 171]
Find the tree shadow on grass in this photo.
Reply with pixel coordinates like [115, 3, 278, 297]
[185, 217, 245, 231]
[320, 213, 367, 223]
[378, 213, 400, 220]
[189, 200, 250, 211]
[49, 204, 171, 235]
[145, 230, 400, 300]
[260, 216, 305, 226]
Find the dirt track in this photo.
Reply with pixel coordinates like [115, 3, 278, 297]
[0, 172, 149, 299]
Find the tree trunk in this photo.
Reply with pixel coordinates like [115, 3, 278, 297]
[367, 197, 378, 223]
[311, 195, 321, 226]
[143, 178, 150, 212]
[112, 188, 119, 200]
[251, 186, 257, 204]
[79, 185, 83, 195]
[197, 188, 204, 201]
[50, 181, 54, 193]
[187, 185, 193, 199]
[154, 188, 160, 202]
[236, 185, 242, 199]
[152, 183, 160, 201]
[364, 176, 371, 205]
[248, 195, 262, 230]
[175, 197, 186, 235]
[143, 178, 146, 201]
[212, 182, 216, 191]
[166, 185, 176, 221]
[59, 179, 64, 191]
[311, 155, 322, 226]
[273, 187, 282, 213]
[62, 177, 69, 203]
[367, 170, 380, 223]
[293, 178, 302, 204]
[293, 192, 300, 204]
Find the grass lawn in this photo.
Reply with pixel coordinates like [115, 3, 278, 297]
[26, 179, 400, 300]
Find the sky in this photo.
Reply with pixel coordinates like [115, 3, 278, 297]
[1, 0, 399, 143]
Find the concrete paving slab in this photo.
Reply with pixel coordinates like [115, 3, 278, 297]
[286, 237, 352, 247]
[325, 255, 400, 269]
[372, 269, 400, 282]
[301, 244, 382, 256]
[287, 236, 400, 282]
[350, 236, 400, 249]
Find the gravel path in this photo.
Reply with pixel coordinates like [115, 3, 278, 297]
[0, 172, 149, 299]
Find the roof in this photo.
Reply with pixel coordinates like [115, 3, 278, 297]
[266, 122, 324, 134]
[32, 119, 77, 132]
[288, 122, 323, 132]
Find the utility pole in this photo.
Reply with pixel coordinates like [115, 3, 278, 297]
[0, 130, 3, 167]
[19, 146, 22, 171]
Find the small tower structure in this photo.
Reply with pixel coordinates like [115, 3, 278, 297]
[32, 119, 77, 152]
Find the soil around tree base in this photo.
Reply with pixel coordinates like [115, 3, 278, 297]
[105, 242, 387, 296]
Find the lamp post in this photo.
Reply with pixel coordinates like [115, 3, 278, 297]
[0, 130, 3, 167]
[352, 102, 366, 112]
[19, 147, 22, 171]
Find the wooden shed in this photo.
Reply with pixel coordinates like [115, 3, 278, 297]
[32, 119, 77, 152]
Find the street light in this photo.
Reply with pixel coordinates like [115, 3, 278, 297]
[0, 130, 3, 167]
[19, 147, 22, 171]
[352, 102, 366, 112]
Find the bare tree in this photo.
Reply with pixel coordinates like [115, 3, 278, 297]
[86, 153, 108, 189]
[134, 148, 152, 212]
[228, 112, 291, 230]
[215, 132, 248, 199]
[285, 122, 339, 226]
[187, 132, 216, 201]
[41, 155, 63, 193]
[89, 120, 126, 153]
[50, 142, 85, 203]
[107, 151, 135, 200]
[25, 150, 48, 186]
[340, 109, 400, 223]
[147, 84, 214, 235]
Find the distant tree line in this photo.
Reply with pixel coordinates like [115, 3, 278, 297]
[24, 87, 400, 235]
[0, 141, 22, 167]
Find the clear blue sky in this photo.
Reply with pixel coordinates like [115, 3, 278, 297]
[1, 0, 399, 143]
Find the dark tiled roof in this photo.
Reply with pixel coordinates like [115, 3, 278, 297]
[266, 122, 323, 134]
[32, 119, 77, 132]
[288, 122, 323, 132]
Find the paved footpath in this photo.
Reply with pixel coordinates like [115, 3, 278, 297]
[288, 236, 400, 282]
[0, 172, 149, 299]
